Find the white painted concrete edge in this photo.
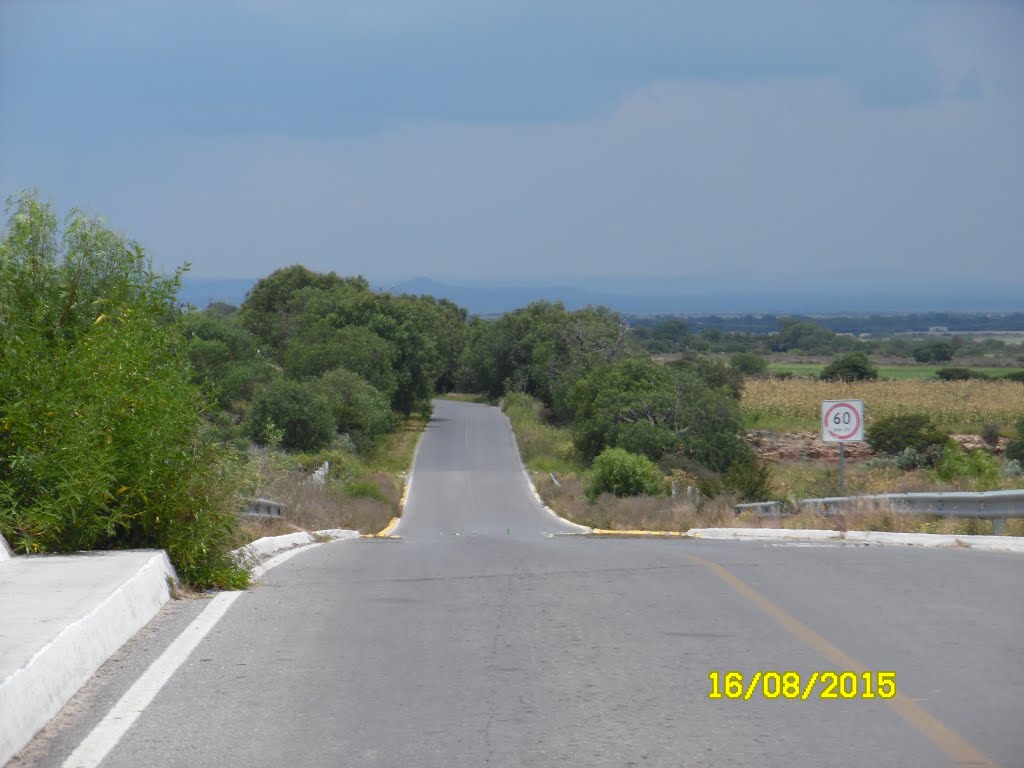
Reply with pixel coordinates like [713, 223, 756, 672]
[688, 527, 1024, 553]
[233, 529, 360, 570]
[503, 412, 592, 534]
[0, 527, 360, 765]
[0, 532, 11, 562]
[0, 552, 176, 766]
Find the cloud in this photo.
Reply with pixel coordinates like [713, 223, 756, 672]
[8, 73, 1017, 293]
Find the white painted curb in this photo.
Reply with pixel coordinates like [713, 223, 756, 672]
[503, 412, 592, 534]
[0, 533, 11, 563]
[688, 527, 1024, 553]
[0, 552, 176, 766]
[233, 529, 360, 570]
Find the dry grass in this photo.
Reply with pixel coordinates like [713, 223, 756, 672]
[743, 378, 1024, 432]
[238, 469, 397, 541]
[534, 472, 1024, 536]
[534, 473, 738, 532]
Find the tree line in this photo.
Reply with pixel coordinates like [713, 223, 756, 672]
[0, 192, 768, 586]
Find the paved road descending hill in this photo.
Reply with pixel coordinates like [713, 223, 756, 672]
[16, 400, 1024, 768]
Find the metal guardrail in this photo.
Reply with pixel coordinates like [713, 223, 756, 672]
[737, 490, 1024, 534]
[245, 498, 284, 518]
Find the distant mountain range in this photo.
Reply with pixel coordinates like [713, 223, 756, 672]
[178, 276, 1023, 316]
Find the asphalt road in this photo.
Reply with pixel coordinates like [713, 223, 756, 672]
[14, 400, 1024, 768]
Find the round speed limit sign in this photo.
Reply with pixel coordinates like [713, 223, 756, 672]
[821, 400, 864, 442]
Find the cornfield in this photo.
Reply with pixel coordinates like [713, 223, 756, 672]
[743, 379, 1024, 431]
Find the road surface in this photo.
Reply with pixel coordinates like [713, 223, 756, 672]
[12, 400, 1024, 768]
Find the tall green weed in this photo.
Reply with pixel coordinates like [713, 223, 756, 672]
[0, 191, 246, 588]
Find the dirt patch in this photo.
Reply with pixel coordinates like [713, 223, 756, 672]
[747, 431, 1004, 462]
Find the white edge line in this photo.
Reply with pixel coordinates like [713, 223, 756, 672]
[502, 412, 592, 534]
[250, 541, 322, 581]
[61, 533, 351, 767]
[61, 591, 242, 768]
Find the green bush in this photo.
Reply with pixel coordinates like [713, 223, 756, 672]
[820, 352, 878, 382]
[585, 448, 665, 502]
[933, 444, 1001, 490]
[866, 413, 947, 459]
[1002, 370, 1024, 383]
[245, 379, 335, 452]
[0, 191, 246, 589]
[722, 461, 774, 502]
[730, 352, 768, 376]
[308, 368, 394, 452]
[935, 367, 987, 381]
[1005, 419, 1024, 463]
[913, 341, 954, 363]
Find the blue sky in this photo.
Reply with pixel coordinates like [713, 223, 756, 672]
[1, 0, 1022, 302]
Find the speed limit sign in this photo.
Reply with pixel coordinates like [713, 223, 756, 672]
[821, 400, 864, 442]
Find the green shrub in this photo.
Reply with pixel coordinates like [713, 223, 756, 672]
[1005, 419, 1024, 463]
[866, 413, 947, 459]
[933, 444, 1001, 489]
[820, 352, 878, 382]
[730, 352, 768, 376]
[1002, 370, 1024, 383]
[894, 447, 928, 470]
[722, 461, 774, 502]
[0, 191, 246, 589]
[585, 448, 665, 502]
[935, 367, 987, 381]
[308, 368, 394, 452]
[912, 341, 954, 363]
[245, 379, 335, 452]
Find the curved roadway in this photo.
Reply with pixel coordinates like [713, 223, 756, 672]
[13, 399, 1024, 768]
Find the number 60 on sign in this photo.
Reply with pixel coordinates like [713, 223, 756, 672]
[821, 400, 864, 443]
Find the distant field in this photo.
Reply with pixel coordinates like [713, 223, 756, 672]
[767, 363, 1024, 380]
[743, 378, 1024, 433]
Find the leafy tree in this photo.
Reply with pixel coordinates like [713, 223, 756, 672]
[283, 324, 397, 395]
[913, 341, 955, 363]
[0, 191, 245, 588]
[730, 352, 768, 376]
[309, 368, 394, 451]
[772, 319, 848, 354]
[245, 379, 335, 452]
[182, 308, 275, 407]
[565, 358, 753, 472]
[585, 448, 664, 501]
[820, 352, 879, 382]
[239, 265, 366, 350]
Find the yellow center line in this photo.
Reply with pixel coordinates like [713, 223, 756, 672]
[684, 551, 998, 768]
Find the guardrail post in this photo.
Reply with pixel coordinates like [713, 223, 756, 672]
[992, 517, 1006, 535]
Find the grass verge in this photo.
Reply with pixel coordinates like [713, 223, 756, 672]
[503, 394, 1024, 536]
[237, 415, 426, 543]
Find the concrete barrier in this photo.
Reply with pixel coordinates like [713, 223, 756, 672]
[0, 551, 177, 765]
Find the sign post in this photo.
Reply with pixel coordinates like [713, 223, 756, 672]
[821, 400, 865, 494]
